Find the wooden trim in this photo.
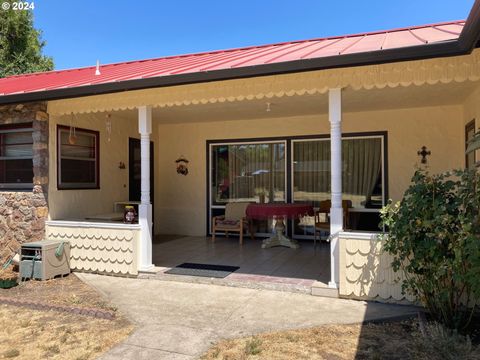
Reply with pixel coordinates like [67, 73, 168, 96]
[56, 125, 100, 190]
[465, 119, 476, 168]
[0, 122, 34, 190]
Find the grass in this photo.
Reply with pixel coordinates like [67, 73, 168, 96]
[244, 337, 262, 356]
[0, 274, 133, 360]
[201, 320, 480, 360]
[0, 304, 132, 360]
[0, 273, 117, 311]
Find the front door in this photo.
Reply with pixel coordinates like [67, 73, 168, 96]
[129, 137, 154, 207]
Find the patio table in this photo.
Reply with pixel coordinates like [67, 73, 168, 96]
[246, 203, 314, 249]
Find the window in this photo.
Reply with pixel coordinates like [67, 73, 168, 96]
[0, 124, 34, 189]
[465, 120, 476, 169]
[57, 126, 99, 189]
[292, 136, 385, 234]
[210, 142, 286, 205]
[207, 133, 387, 236]
[292, 137, 384, 209]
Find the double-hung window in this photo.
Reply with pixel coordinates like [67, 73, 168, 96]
[0, 124, 34, 189]
[57, 126, 99, 189]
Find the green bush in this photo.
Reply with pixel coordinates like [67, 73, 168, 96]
[381, 169, 480, 330]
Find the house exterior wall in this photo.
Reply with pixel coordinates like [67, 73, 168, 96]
[47, 112, 151, 220]
[154, 104, 464, 236]
[0, 102, 49, 262]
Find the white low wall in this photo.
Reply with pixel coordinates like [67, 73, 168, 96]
[45, 221, 141, 276]
[338, 232, 415, 303]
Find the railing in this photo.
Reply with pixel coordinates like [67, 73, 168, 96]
[45, 220, 141, 276]
[338, 232, 415, 303]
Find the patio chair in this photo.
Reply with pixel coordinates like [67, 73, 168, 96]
[313, 200, 352, 248]
[212, 202, 253, 245]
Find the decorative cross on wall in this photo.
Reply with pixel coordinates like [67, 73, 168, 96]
[417, 146, 431, 164]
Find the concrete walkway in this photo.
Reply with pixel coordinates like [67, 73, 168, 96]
[77, 273, 417, 360]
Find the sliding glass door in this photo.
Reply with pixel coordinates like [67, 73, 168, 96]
[291, 136, 385, 237]
[207, 133, 386, 237]
[209, 141, 287, 234]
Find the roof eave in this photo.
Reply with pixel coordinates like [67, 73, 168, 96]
[1, 1, 480, 106]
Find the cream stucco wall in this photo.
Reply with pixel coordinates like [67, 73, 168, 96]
[154, 104, 464, 236]
[47, 112, 153, 220]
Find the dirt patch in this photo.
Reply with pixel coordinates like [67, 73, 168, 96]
[201, 321, 480, 360]
[0, 273, 116, 311]
[0, 273, 133, 360]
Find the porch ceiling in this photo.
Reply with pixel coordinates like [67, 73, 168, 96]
[101, 80, 479, 124]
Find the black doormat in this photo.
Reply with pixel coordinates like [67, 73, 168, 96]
[164, 263, 240, 278]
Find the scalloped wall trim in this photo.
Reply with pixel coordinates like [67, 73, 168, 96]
[339, 236, 415, 302]
[46, 225, 140, 275]
[48, 50, 480, 115]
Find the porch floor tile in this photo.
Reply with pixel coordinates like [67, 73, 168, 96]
[149, 235, 329, 293]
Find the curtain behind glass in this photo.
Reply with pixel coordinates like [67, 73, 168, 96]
[293, 140, 330, 206]
[293, 138, 382, 208]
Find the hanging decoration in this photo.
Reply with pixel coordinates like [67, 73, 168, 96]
[417, 146, 431, 165]
[105, 113, 112, 142]
[175, 156, 189, 176]
[68, 113, 77, 145]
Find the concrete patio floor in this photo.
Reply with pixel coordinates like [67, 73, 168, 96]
[77, 273, 418, 360]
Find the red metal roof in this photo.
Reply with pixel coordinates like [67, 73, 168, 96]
[0, 20, 465, 97]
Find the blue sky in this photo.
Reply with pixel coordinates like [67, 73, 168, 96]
[33, 0, 475, 70]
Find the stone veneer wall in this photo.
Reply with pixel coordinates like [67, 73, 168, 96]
[0, 102, 49, 262]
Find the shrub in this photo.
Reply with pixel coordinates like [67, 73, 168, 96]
[381, 169, 480, 330]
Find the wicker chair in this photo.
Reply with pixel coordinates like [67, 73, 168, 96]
[313, 200, 352, 247]
[212, 202, 253, 245]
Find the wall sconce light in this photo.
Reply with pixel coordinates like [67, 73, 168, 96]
[118, 162, 126, 169]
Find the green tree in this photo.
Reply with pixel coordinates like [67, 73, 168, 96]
[0, 2, 53, 77]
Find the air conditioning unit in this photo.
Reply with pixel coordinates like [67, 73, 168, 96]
[20, 240, 70, 280]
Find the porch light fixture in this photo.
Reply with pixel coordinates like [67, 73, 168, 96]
[266, 102, 271, 112]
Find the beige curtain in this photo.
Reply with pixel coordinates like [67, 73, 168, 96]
[293, 140, 331, 205]
[342, 138, 382, 200]
[293, 138, 382, 206]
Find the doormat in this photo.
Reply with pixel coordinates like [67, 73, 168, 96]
[164, 263, 240, 278]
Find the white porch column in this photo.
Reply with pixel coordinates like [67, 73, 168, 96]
[138, 105, 154, 272]
[328, 88, 343, 288]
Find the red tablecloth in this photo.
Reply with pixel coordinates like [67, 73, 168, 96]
[246, 203, 314, 220]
